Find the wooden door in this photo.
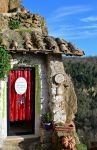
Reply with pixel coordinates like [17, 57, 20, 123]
[9, 69, 33, 122]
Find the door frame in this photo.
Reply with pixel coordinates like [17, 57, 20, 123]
[7, 67, 35, 136]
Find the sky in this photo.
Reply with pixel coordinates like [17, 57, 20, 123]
[21, 0, 97, 56]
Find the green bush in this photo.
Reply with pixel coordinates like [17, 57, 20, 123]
[64, 57, 97, 147]
[9, 19, 20, 30]
[41, 112, 52, 123]
[0, 47, 11, 80]
[76, 144, 87, 150]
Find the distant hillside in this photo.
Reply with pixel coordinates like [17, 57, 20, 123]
[64, 56, 97, 148]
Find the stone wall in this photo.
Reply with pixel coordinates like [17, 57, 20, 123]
[0, 53, 78, 150]
[0, 0, 20, 13]
[0, 0, 9, 13]
[9, 0, 20, 12]
[47, 54, 77, 125]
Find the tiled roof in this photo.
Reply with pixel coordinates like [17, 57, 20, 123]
[0, 11, 85, 56]
[0, 30, 85, 56]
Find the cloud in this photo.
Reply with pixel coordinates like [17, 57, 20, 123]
[81, 16, 97, 22]
[55, 5, 91, 17]
[47, 5, 92, 23]
[47, 5, 97, 40]
[58, 24, 97, 30]
[48, 24, 97, 40]
[81, 25, 97, 29]
[67, 30, 97, 40]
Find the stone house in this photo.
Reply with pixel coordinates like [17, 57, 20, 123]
[0, 1, 84, 149]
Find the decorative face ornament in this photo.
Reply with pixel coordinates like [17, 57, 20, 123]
[55, 73, 65, 84]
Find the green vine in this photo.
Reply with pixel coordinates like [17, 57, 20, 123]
[35, 65, 41, 113]
[0, 47, 11, 80]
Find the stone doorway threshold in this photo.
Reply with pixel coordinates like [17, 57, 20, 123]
[2, 135, 40, 150]
[6, 134, 40, 142]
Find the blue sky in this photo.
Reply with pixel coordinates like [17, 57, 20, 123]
[21, 0, 97, 56]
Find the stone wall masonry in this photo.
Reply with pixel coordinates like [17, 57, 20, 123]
[0, 0, 8, 13]
[47, 54, 77, 125]
[0, 0, 20, 13]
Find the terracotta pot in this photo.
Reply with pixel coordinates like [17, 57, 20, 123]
[43, 122, 53, 130]
[61, 136, 76, 150]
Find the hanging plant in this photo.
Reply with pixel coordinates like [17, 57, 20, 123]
[0, 47, 11, 80]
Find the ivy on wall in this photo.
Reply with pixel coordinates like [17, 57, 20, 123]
[0, 47, 11, 80]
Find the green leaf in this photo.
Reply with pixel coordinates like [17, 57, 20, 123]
[0, 47, 11, 80]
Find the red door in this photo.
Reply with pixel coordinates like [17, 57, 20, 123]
[9, 69, 33, 122]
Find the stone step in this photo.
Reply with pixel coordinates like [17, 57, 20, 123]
[1, 135, 41, 150]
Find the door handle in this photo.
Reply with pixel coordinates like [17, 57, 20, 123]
[18, 97, 25, 104]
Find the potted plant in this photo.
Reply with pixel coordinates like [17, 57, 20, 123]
[41, 112, 53, 130]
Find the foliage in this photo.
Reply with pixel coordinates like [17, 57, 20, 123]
[9, 19, 20, 30]
[64, 60, 97, 88]
[41, 112, 52, 123]
[75, 133, 87, 150]
[76, 144, 87, 150]
[64, 56, 97, 146]
[64, 57, 97, 121]
[0, 47, 11, 80]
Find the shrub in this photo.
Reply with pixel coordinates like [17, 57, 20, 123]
[9, 19, 20, 30]
[41, 112, 52, 123]
[76, 144, 87, 150]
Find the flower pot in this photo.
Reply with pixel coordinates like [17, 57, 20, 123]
[43, 122, 53, 130]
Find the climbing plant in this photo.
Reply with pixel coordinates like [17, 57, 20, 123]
[0, 47, 11, 80]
